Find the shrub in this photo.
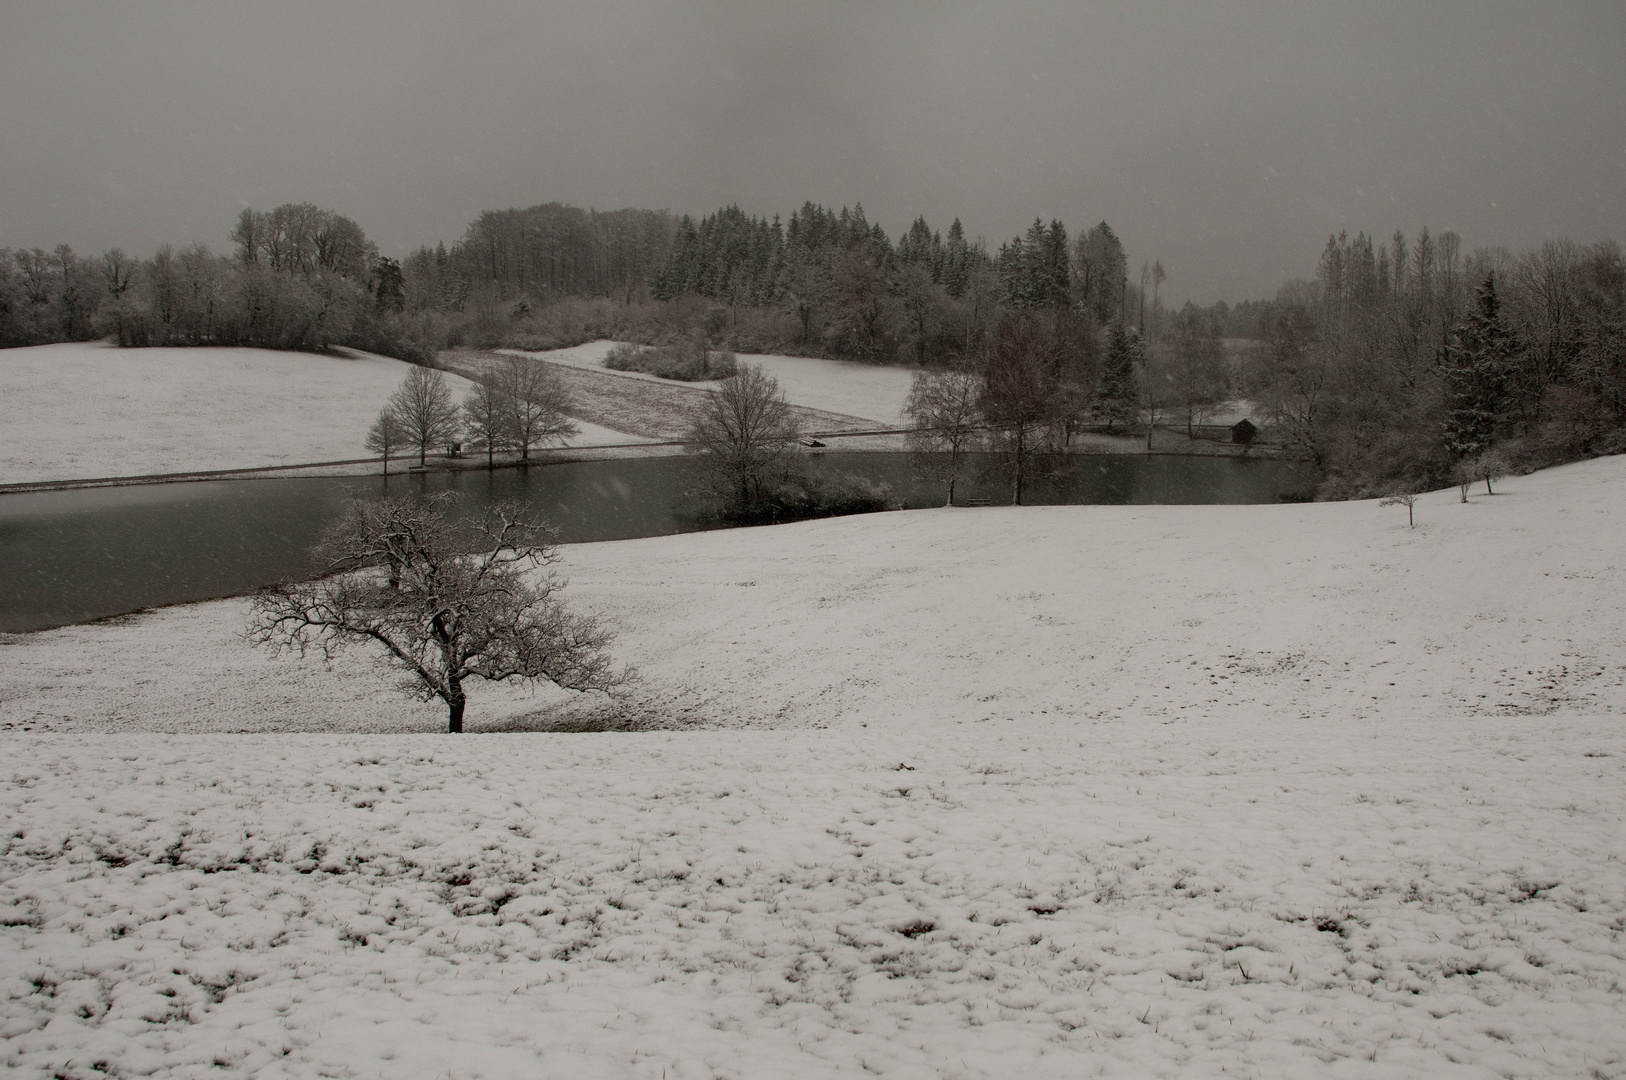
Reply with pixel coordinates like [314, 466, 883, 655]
[605, 340, 737, 381]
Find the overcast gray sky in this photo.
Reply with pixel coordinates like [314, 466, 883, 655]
[2, 1, 1622, 303]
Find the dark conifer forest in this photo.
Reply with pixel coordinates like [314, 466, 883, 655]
[2, 200, 1621, 499]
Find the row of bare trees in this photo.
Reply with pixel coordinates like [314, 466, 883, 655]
[366, 358, 577, 470]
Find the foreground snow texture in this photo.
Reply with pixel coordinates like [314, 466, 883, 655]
[4, 458, 1626, 1077]
[4, 723, 1623, 1080]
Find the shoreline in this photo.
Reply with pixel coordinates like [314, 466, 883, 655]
[0, 429, 1277, 495]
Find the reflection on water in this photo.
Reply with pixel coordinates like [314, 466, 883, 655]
[0, 452, 1296, 632]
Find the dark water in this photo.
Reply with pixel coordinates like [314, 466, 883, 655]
[0, 452, 1295, 633]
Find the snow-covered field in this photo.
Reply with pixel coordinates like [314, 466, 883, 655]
[3, 457, 1626, 1076]
[0, 343, 637, 484]
[509, 340, 917, 427]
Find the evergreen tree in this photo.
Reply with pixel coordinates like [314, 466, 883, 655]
[942, 219, 970, 298]
[1440, 272, 1514, 458]
[1096, 322, 1142, 431]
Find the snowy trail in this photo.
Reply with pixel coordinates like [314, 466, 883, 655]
[4, 724, 1623, 1079]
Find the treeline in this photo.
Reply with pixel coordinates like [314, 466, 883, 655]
[7, 194, 1622, 500]
[1221, 229, 1626, 497]
[0, 204, 432, 360]
[1, 197, 1151, 372]
[374, 200, 1147, 370]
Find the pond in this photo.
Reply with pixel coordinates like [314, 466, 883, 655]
[0, 451, 1298, 633]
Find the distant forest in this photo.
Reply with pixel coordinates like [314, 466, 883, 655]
[2, 199, 1622, 498]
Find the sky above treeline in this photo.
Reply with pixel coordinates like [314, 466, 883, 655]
[3, 1, 1623, 304]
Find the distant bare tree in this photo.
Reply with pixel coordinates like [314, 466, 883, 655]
[497, 356, 577, 461]
[1473, 448, 1509, 495]
[364, 407, 403, 475]
[388, 366, 462, 466]
[1379, 491, 1418, 527]
[463, 373, 511, 469]
[687, 362, 801, 514]
[249, 495, 623, 733]
[905, 364, 983, 506]
[980, 317, 1059, 505]
[230, 209, 265, 266]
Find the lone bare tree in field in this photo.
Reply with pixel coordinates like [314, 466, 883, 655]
[1379, 491, 1418, 527]
[687, 362, 801, 515]
[389, 366, 462, 466]
[905, 365, 983, 506]
[248, 495, 623, 733]
[498, 355, 577, 461]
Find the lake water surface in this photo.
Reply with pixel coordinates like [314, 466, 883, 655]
[0, 452, 1296, 632]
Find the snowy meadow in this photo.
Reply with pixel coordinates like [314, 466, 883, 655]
[0, 343, 637, 484]
[3, 456, 1625, 1077]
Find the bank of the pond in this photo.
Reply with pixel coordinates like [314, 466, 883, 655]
[0, 452, 1300, 633]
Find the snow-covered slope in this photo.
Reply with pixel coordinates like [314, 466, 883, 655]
[2, 458, 1624, 1077]
[509, 339, 918, 427]
[0, 342, 635, 483]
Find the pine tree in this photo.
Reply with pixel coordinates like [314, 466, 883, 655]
[943, 219, 970, 299]
[1096, 322, 1142, 431]
[1440, 272, 1513, 458]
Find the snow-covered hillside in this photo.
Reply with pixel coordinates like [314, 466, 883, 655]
[2, 457, 1624, 1077]
[507, 340, 918, 427]
[0, 343, 636, 483]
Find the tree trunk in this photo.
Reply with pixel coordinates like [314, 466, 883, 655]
[1012, 425, 1025, 506]
[446, 679, 466, 733]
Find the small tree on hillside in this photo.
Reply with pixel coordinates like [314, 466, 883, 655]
[1471, 447, 1509, 495]
[905, 364, 983, 506]
[248, 494, 623, 733]
[687, 362, 802, 516]
[388, 366, 461, 467]
[1379, 490, 1418, 527]
[498, 355, 577, 461]
[364, 407, 403, 475]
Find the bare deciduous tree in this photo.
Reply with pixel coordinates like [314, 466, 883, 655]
[1379, 491, 1418, 527]
[248, 495, 623, 733]
[388, 366, 462, 466]
[463, 373, 511, 469]
[980, 317, 1059, 505]
[687, 362, 801, 515]
[497, 356, 577, 461]
[905, 364, 983, 506]
[364, 408, 403, 475]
